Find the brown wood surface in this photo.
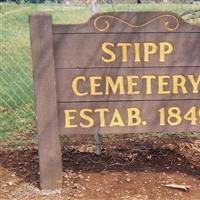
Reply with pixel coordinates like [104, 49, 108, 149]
[53, 12, 200, 69]
[56, 67, 200, 102]
[58, 100, 200, 135]
[53, 33, 200, 68]
[29, 13, 63, 190]
[53, 12, 200, 34]
[54, 12, 200, 136]
[29, 11, 200, 190]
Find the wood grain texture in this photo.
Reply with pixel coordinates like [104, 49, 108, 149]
[29, 12, 200, 190]
[56, 67, 200, 102]
[58, 100, 200, 135]
[53, 12, 200, 34]
[29, 13, 63, 190]
[53, 33, 200, 68]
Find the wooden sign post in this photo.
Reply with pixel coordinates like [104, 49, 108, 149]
[29, 12, 200, 190]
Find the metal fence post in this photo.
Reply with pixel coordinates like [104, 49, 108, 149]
[91, 0, 97, 14]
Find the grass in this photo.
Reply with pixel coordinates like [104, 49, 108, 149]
[0, 2, 200, 146]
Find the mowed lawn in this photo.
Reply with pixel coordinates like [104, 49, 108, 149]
[0, 3, 200, 146]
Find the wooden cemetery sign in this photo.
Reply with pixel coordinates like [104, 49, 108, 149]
[29, 12, 200, 190]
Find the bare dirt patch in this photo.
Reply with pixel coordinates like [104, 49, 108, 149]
[0, 135, 200, 200]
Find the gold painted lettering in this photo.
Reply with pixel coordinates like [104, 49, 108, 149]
[90, 76, 103, 95]
[173, 75, 187, 94]
[134, 43, 141, 62]
[72, 76, 88, 96]
[144, 43, 157, 62]
[127, 76, 140, 94]
[80, 109, 94, 128]
[110, 109, 125, 127]
[159, 42, 173, 62]
[117, 43, 131, 62]
[158, 76, 170, 94]
[101, 42, 116, 63]
[188, 75, 200, 93]
[141, 75, 156, 94]
[64, 110, 77, 128]
[105, 76, 125, 95]
[95, 108, 109, 127]
[127, 108, 142, 126]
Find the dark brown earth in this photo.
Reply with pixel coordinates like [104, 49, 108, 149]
[0, 135, 200, 200]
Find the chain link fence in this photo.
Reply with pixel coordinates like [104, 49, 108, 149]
[0, 2, 200, 145]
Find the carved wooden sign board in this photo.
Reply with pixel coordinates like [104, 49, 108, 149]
[29, 12, 200, 190]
